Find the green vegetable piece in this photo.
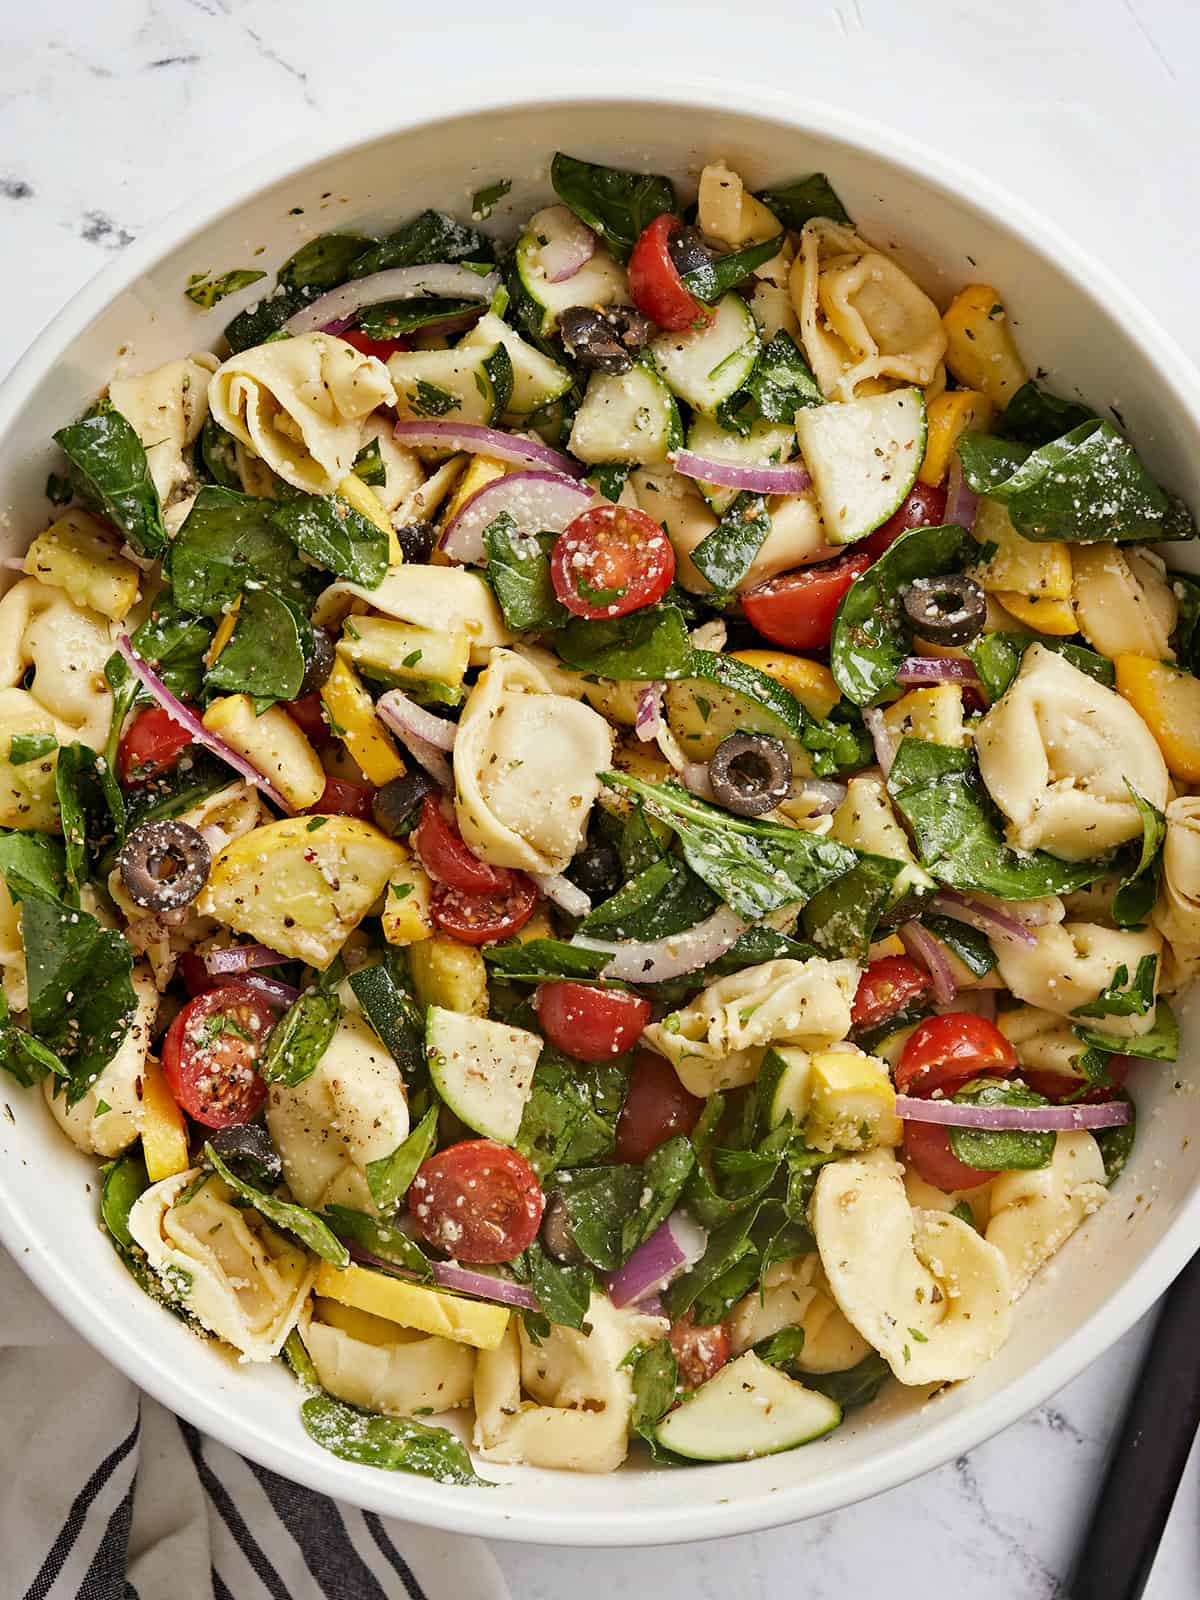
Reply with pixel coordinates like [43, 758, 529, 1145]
[550, 153, 677, 263]
[801, 852, 901, 962]
[1111, 786, 1166, 929]
[483, 514, 566, 633]
[53, 406, 167, 558]
[804, 1351, 891, 1411]
[921, 914, 996, 977]
[620, 1136, 696, 1259]
[995, 381, 1096, 446]
[101, 1150, 150, 1252]
[167, 487, 321, 616]
[1074, 1000, 1179, 1063]
[205, 1145, 349, 1266]
[185, 268, 267, 309]
[690, 493, 772, 594]
[556, 604, 694, 680]
[365, 1106, 438, 1212]
[1071, 953, 1158, 1021]
[483, 939, 611, 984]
[260, 988, 341, 1088]
[516, 1053, 629, 1178]
[130, 600, 214, 702]
[515, 1240, 593, 1333]
[1093, 1093, 1137, 1185]
[282, 1327, 321, 1390]
[754, 173, 851, 230]
[205, 588, 307, 704]
[629, 1339, 678, 1442]
[1170, 569, 1200, 677]
[8, 733, 56, 765]
[682, 234, 785, 303]
[352, 438, 387, 486]
[580, 854, 718, 943]
[277, 487, 389, 589]
[947, 1079, 1055, 1172]
[717, 329, 823, 434]
[472, 178, 512, 219]
[0, 989, 66, 1087]
[966, 631, 1114, 702]
[322, 1204, 432, 1279]
[300, 1393, 492, 1486]
[753, 1325, 807, 1370]
[350, 211, 493, 280]
[349, 961, 428, 1089]
[549, 1165, 643, 1270]
[280, 233, 376, 290]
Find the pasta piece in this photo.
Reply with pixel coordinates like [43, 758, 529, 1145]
[997, 1004, 1093, 1077]
[22, 510, 140, 622]
[1153, 796, 1200, 968]
[727, 1255, 871, 1374]
[473, 1294, 666, 1473]
[812, 1149, 1012, 1385]
[305, 1298, 475, 1415]
[0, 688, 60, 832]
[43, 963, 158, 1157]
[128, 1169, 315, 1360]
[642, 957, 859, 1096]
[208, 332, 396, 496]
[0, 578, 114, 749]
[903, 1166, 993, 1230]
[748, 240, 800, 343]
[453, 650, 612, 874]
[993, 921, 1163, 1040]
[201, 696, 326, 811]
[975, 644, 1168, 859]
[109, 352, 217, 531]
[266, 1010, 409, 1212]
[789, 220, 947, 401]
[830, 773, 923, 877]
[357, 413, 426, 514]
[0, 876, 27, 1011]
[311, 566, 512, 665]
[985, 1132, 1108, 1299]
[1071, 545, 1177, 661]
[696, 161, 782, 248]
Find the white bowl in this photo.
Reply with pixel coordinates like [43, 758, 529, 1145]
[2, 77, 1199, 1548]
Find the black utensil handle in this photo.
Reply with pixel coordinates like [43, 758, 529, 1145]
[1062, 1248, 1200, 1600]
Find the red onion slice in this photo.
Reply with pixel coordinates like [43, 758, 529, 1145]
[285, 264, 500, 337]
[946, 454, 980, 532]
[673, 449, 811, 495]
[606, 1212, 708, 1308]
[573, 904, 749, 983]
[116, 635, 292, 813]
[895, 1094, 1131, 1131]
[896, 656, 982, 688]
[899, 920, 958, 1006]
[931, 889, 1039, 947]
[862, 706, 897, 778]
[346, 1242, 542, 1310]
[205, 943, 288, 975]
[635, 683, 665, 742]
[376, 689, 457, 752]
[440, 470, 594, 565]
[531, 872, 591, 917]
[241, 974, 301, 1009]
[540, 212, 598, 283]
[393, 420, 584, 479]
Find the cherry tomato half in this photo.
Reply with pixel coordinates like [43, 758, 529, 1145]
[338, 327, 412, 361]
[895, 1012, 1017, 1098]
[614, 1050, 704, 1165]
[904, 1119, 993, 1192]
[669, 1313, 731, 1390]
[408, 1140, 545, 1263]
[741, 550, 872, 652]
[550, 504, 675, 620]
[118, 707, 194, 786]
[283, 692, 330, 745]
[161, 981, 275, 1128]
[306, 777, 374, 820]
[414, 795, 508, 894]
[627, 213, 714, 332]
[851, 956, 933, 1033]
[431, 876, 538, 945]
[861, 482, 949, 561]
[535, 982, 652, 1062]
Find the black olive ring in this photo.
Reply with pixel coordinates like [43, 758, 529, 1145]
[708, 732, 793, 818]
[118, 820, 211, 913]
[901, 574, 988, 647]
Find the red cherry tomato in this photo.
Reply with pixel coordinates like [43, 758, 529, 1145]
[414, 796, 508, 893]
[895, 1012, 1017, 1098]
[1024, 1053, 1131, 1106]
[338, 327, 412, 360]
[306, 777, 374, 820]
[283, 692, 329, 744]
[408, 1140, 545, 1263]
[161, 982, 275, 1128]
[550, 504, 675, 620]
[741, 550, 872, 651]
[904, 1120, 993, 1191]
[627, 214, 714, 332]
[669, 1313, 731, 1389]
[851, 956, 933, 1033]
[534, 982, 652, 1062]
[861, 482, 949, 561]
[118, 707, 194, 785]
[431, 876, 538, 945]
[614, 1050, 704, 1164]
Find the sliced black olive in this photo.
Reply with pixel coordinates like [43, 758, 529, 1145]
[298, 627, 335, 695]
[666, 224, 712, 278]
[708, 733, 792, 818]
[372, 769, 438, 837]
[208, 1122, 283, 1187]
[118, 820, 211, 912]
[902, 574, 988, 646]
[393, 520, 438, 563]
[568, 839, 622, 902]
[540, 1191, 585, 1266]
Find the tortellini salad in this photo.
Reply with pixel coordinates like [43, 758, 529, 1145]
[3, 150, 1198, 1486]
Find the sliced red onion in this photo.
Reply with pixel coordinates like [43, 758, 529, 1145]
[673, 449, 811, 495]
[635, 683, 665, 743]
[376, 689, 457, 752]
[116, 635, 292, 812]
[862, 706, 896, 778]
[896, 656, 981, 688]
[639, 1293, 667, 1319]
[393, 420, 583, 478]
[440, 470, 594, 565]
[541, 212, 598, 283]
[573, 904, 749, 983]
[606, 1212, 709, 1308]
[319, 316, 355, 336]
[430, 1261, 541, 1310]
[795, 778, 847, 815]
[946, 454, 979, 532]
[931, 889, 1038, 947]
[895, 1094, 1131, 1131]
[241, 974, 301, 1008]
[961, 989, 997, 1022]
[899, 920, 958, 1007]
[531, 872, 591, 917]
[285, 264, 500, 337]
[204, 943, 287, 975]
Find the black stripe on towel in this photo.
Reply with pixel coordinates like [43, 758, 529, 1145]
[178, 1421, 293, 1600]
[364, 1512, 429, 1600]
[242, 1457, 392, 1600]
[78, 1476, 135, 1600]
[23, 1417, 140, 1600]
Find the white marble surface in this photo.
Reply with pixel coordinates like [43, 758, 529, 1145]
[1, 0, 1198, 1594]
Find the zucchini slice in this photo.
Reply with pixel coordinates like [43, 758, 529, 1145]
[651, 293, 760, 415]
[795, 387, 926, 545]
[654, 1351, 842, 1461]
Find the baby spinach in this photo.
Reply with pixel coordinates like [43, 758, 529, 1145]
[119, 750, 232, 840]
[629, 1339, 678, 1446]
[689, 493, 772, 595]
[801, 852, 902, 962]
[185, 267, 266, 309]
[1072, 954, 1158, 1021]
[196, 418, 244, 489]
[205, 588, 307, 704]
[966, 630, 1114, 702]
[605, 772, 857, 920]
[483, 939, 611, 984]
[620, 1135, 695, 1259]
[717, 329, 822, 434]
[349, 959, 427, 1089]
[1171, 570, 1200, 676]
[130, 600, 214, 701]
[365, 1105, 438, 1212]
[512, 1240, 593, 1334]
[805, 1352, 891, 1411]
[8, 732, 56, 764]
[886, 737, 1111, 898]
[681, 233, 784, 303]
[100, 1149, 150, 1253]
[259, 987, 341, 1088]
[580, 853, 718, 942]
[349, 211, 494, 279]
[483, 513, 566, 632]
[300, 1393, 491, 1487]
[550, 152, 677, 263]
[472, 178, 512, 220]
[168, 487, 322, 616]
[516, 1053, 629, 1178]
[0, 990, 65, 1087]
[282, 1329, 321, 1390]
[663, 1203, 762, 1323]
[322, 1204, 431, 1279]
[1111, 786, 1166, 929]
[830, 523, 977, 705]
[922, 913, 996, 976]
[357, 296, 479, 339]
[224, 232, 374, 349]
[205, 1146, 349, 1265]
[556, 603, 694, 679]
[801, 705, 875, 777]
[1094, 1094, 1137, 1185]
[0, 829, 66, 901]
[549, 1164, 643, 1270]
[753, 1325, 808, 1371]
[351, 437, 386, 486]
[947, 1079, 1054, 1172]
[1074, 1001, 1178, 1063]
[755, 172, 851, 229]
[53, 404, 167, 558]
[55, 741, 120, 898]
[275, 489, 389, 589]
[995, 380, 1096, 446]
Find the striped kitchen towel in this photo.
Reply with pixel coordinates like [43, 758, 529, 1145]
[0, 1248, 508, 1600]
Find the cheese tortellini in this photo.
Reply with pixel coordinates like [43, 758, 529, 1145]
[1071, 545, 1177, 662]
[985, 1133, 1108, 1299]
[975, 644, 1169, 859]
[642, 956, 859, 1096]
[453, 650, 612, 875]
[266, 1010, 409, 1212]
[993, 921, 1163, 1040]
[1153, 796, 1200, 971]
[43, 961, 158, 1157]
[473, 1294, 665, 1473]
[813, 1150, 1012, 1385]
[727, 1255, 872, 1373]
[312, 566, 512, 666]
[208, 332, 396, 495]
[790, 220, 947, 401]
[0, 877, 27, 1012]
[0, 578, 115, 751]
[109, 352, 217, 531]
[129, 1170, 315, 1360]
[305, 1299, 475, 1416]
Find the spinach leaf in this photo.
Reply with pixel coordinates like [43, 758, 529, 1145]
[620, 1136, 695, 1259]
[357, 296, 479, 339]
[45, 472, 73, 506]
[120, 750, 232, 839]
[350, 211, 493, 279]
[55, 741, 122, 897]
[801, 852, 901, 961]
[947, 1079, 1055, 1172]
[300, 1393, 491, 1487]
[966, 630, 1114, 702]
[282, 1328, 321, 1390]
[805, 1352, 891, 1410]
[1171, 570, 1200, 676]
[185, 267, 266, 308]
[956, 420, 1194, 544]
[922, 914, 996, 977]
[690, 493, 772, 594]
[349, 959, 427, 1089]
[168, 488, 321, 616]
[549, 1164, 642, 1270]
[755, 172, 851, 229]
[801, 705, 875, 777]
[1072, 954, 1158, 1021]
[514, 1240, 593, 1333]
[1094, 1093, 1136, 1185]
[472, 178, 512, 220]
[100, 1149, 149, 1252]
[995, 381, 1096, 446]
[550, 153, 677, 263]
[580, 853, 718, 942]
[8, 733, 56, 764]
[586, 463, 632, 502]
[205, 588, 307, 704]
[830, 523, 978, 705]
[0, 990, 66, 1087]
[53, 406, 166, 558]
[204, 1146, 349, 1265]
[322, 1204, 431, 1279]
[1111, 786, 1166, 929]
[556, 604, 693, 679]
[887, 738, 1111, 897]
[259, 987, 341, 1087]
[604, 772, 857, 920]
[516, 1054, 629, 1178]
[0, 830, 66, 900]
[615, 802, 670, 876]
[224, 232, 374, 349]
[717, 329, 822, 433]
[663, 1203, 763, 1322]
[352, 438, 386, 487]
[275, 488, 389, 589]
[1074, 1002, 1178, 1063]
[483, 514, 566, 632]
[130, 600, 214, 701]
[628, 1339, 678, 1442]
[196, 418, 245, 490]
[752, 1325, 808, 1373]
[483, 939, 610, 984]
[365, 1106, 438, 1212]
[681, 234, 785, 303]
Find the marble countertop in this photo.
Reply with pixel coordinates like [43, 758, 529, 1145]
[2, 0, 1197, 1594]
